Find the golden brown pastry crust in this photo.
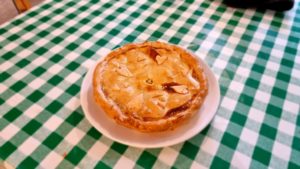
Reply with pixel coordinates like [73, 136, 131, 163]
[93, 41, 208, 132]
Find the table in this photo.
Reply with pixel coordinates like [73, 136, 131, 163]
[1, 0, 299, 168]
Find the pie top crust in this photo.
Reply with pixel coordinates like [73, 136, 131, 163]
[93, 41, 208, 132]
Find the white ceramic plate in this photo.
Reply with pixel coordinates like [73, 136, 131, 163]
[80, 50, 220, 148]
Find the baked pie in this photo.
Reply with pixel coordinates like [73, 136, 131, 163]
[93, 41, 208, 132]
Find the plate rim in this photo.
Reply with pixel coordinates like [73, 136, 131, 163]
[80, 48, 220, 148]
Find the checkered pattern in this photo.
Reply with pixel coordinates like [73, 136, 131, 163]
[1, 0, 300, 168]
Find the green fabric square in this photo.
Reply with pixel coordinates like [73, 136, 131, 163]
[28, 90, 44, 102]
[292, 137, 300, 151]
[230, 112, 247, 126]
[95, 161, 111, 169]
[0, 142, 17, 159]
[111, 142, 128, 154]
[246, 77, 259, 89]
[19, 157, 39, 168]
[82, 50, 95, 58]
[252, 64, 264, 73]
[288, 162, 300, 169]
[48, 75, 63, 85]
[95, 39, 108, 46]
[35, 47, 48, 55]
[81, 33, 93, 40]
[50, 54, 64, 63]
[66, 27, 77, 34]
[24, 25, 36, 31]
[252, 146, 271, 165]
[37, 30, 49, 37]
[7, 34, 20, 41]
[66, 43, 79, 51]
[45, 101, 63, 114]
[238, 94, 254, 106]
[87, 127, 102, 139]
[1, 72, 10, 82]
[16, 59, 30, 68]
[11, 81, 26, 92]
[66, 62, 80, 71]
[32, 67, 46, 76]
[43, 132, 63, 149]
[2, 51, 16, 60]
[210, 156, 230, 169]
[3, 108, 22, 122]
[180, 142, 199, 160]
[51, 37, 64, 44]
[66, 84, 80, 95]
[137, 151, 157, 168]
[221, 133, 239, 149]
[65, 146, 86, 165]
[66, 111, 84, 126]
[20, 40, 34, 48]
[23, 120, 42, 135]
[266, 104, 282, 118]
[276, 72, 290, 82]
[260, 124, 277, 139]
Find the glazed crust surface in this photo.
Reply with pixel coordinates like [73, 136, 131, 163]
[93, 41, 208, 132]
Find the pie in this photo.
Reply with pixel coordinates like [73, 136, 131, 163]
[93, 41, 208, 132]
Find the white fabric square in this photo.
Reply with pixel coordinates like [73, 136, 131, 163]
[248, 107, 265, 123]
[32, 57, 47, 66]
[272, 141, 291, 161]
[22, 32, 35, 40]
[231, 151, 251, 169]
[40, 151, 62, 169]
[10, 27, 21, 34]
[66, 34, 78, 42]
[47, 87, 63, 100]
[236, 66, 250, 77]
[158, 147, 178, 166]
[65, 128, 85, 145]
[111, 37, 122, 45]
[65, 72, 81, 84]
[18, 49, 32, 58]
[7, 93, 24, 107]
[66, 52, 80, 61]
[88, 141, 109, 160]
[288, 84, 300, 96]
[278, 119, 296, 136]
[28, 78, 45, 89]
[292, 69, 300, 79]
[48, 64, 63, 74]
[50, 45, 64, 53]
[65, 97, 80, 111]
[214, 58, 227, 69]
[19, 137, 40, 155]
[81, 41, 94, 49]
[212, 115, 229, 132]
[243, 54, 256, 64]
[24, 104, 43, 119]
[1, 123, 19, 141]
[82, 59, 95, 69]
[191, 162, 207, 169]
[44, 115, 63, 131]
[114, 156, 135, 169]
[4, 42, 18, 51]
[229, 81, 244, 93]
[38, 23, 50, 30]
[36, 39, 49, 47]
[79, 25, 92, 32]
[1, 61, 13, 71]
[201, 136, 220, 155]
[283, 100, 299, 114]
[94, 30, 106, 39]
[78, 11, 89, 18]
[261, 74, 276, 87]
[52, 29, 64, 36]
[266, 61, 280, 72]
[221, 97, 237, 111]
[0, 84, 8, 94]
[240, 128, 258, 145]
[255, 90, 271, 104]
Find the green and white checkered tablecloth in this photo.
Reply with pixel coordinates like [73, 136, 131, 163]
[1, 0, 299, 168]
